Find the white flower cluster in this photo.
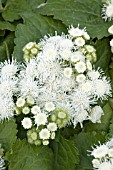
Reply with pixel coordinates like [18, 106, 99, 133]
[102, 0, 113, 21]
[0, 59, 19, 120]
[0, 26, 111, 131]
[16, 97, 69, 145]
[90, 138, 113, 170]
[108, 25, 113, 53]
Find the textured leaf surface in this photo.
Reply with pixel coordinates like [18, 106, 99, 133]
[51, 134, 79, 170]
[38, 0, 113, 39]
[73, 132, 106, 170]
[0, 21, 16, 31]
[8, 140, 53, 170]
[0, 119, 17, 151]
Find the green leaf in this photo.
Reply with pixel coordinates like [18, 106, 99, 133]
[73, 131, 106, 170]
[95, 38, 112, 71]
[38, 0, 113, 39]
[0, 21, 16, 31]
[84, 102, 113, 132]
[0, 32, 15, 62]
[7, 140, 53, 170]
[14, 14, 66, 61]
[0, 119, 17, 151]
[51, 133, 79, 170]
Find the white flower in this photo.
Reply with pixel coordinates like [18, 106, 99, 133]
[24, 42, 36, 50]
[26, 96, 35, 105]
[45, 102, 55, 112]
[85, 45, 96, 53]
[58, 111, 67, 119]
[75, 37, 85, 47]
[102, 1, 113, 21]
[42, 140, 49, 145]
[31, 105, 41, 114]
[68, 26, 84, 37]
[86, 61, 92, 71]
[108, 148, 113, 157]
[21, 117, 32, 129]
[108, 25, 113, 34]
[75, 61, 86, 73]
[16, 97, 25, 107]
[87, 70, 100, 80]
[92, 159, 100, 168]
[60, 49, 72, 61]
[59, 38, 73, 49]
[76, 74, 86, 83]
[34, 113, 47, 126]
[90, 106, 104, 123]
[63, 67, 72, 78]
[71, 51, 85, 63]
[98, 161, 113, 170]
[81, 81, 92, 92]
[0, 97, 15, 120]
[91, 144, 109, 158]
[0, 157, 5, 170]
[83, 32, 90, 40]
[110, 39, 113, 47]
[22, 107, 30, 115]
[39, 128, 50, 140]
[47, 122, 57, 131]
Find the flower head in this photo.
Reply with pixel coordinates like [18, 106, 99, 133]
[21, 117, 32, 129]
[39, 128, 50, 140]
[102, 1, 113, 21]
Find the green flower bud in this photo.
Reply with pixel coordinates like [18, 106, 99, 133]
[34, 140, 41, 146]
[57, 111, 66, 119]
[31, 132, 37, 141]
[51, 114, 57, 122]
[28, 137, 33, 144]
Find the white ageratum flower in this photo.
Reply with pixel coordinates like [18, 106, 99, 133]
[81, 81, 92, 93]
[92, 159, 100, 169]
[16, 97, 25, 107]
[47, 122, 57, 131]
[26, 96, 35, 105]
[60, 49, 72, 61]
[34, 113, 47, 126]
[0, 97, 15, 120]
[21, 117, 32, 129]
[102, 1, 113, 21]
[75, 37, 85, 47]
[91, 144, 109, 158]
[108, 25, 113, 34]
[110, 39, 113, 47]
[83, 31, 90, 40]
[87, 70, 100, 80]
[98, 161, 113, 170]
[108, 148, 113, 157]
[22, 107, 30, 115]
[45, 102, 55, 112]
[59, 38, 73, 49]
[39, 128, 50, 140]
[76, 74, 86, 83]
[71, 51, 85, 63]
[68, 26, 84, 37]
[31, 105, 41, 114]
[0, 157, 5, 170]
[0, 59, 18, 78]
[75, 61, 86, 73]
[86, 61, 92, 71]
[63, 67, 72, 78]
[90, 106, 104, 123]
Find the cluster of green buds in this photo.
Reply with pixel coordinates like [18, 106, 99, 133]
[23, 42, 40, 61]
[50, 108, 70, 129]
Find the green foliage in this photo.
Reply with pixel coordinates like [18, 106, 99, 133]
[73, 131, 106, 170]
[0, 119, 17, 151]
[38, 0, 113, 39]
[6, 140, 54, 170]
[51, 133, 79, 170]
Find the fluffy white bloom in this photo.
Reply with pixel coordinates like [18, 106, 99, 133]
[108, 148, 113, 157]
[75, 37, 85, 47]
[16, 97, 25, 107]
[0, 97, 15, 120]
[39, 128, 50, 140]
[76, 74, 86, 83]
[45, 102, 55, 112]
[91, 144, 109, 158]
[71, 51, 85, 63]
[68, 26, 84, 37]
[87, 70, 100, 80]
[25, 59, 37, 78]
[90, 106, 104, 123]
[102, 1, 113, 21]
[34, 113, 47, 126]
[110, 39, 113, 47]
[0, 59, 18, 78]
[75, 61, 86, 73]
[81, 81, 92, 92]
[108, 25, 113, 34]
[0, 157, 5, 170]
[26, 96, 35, 105]
[47, 122, 57, 131]
[31, 105, 41, 114]
[60, 49, 72, 61]
[92, 159, 100, 169]
[63, 67, 72, 78]
[98, 161, 113, 170]
[59, 38, 73, 49]
[21, 117, 32, 129]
